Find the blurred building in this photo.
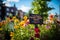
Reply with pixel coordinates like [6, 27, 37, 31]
[6, 4, 17, 17]
[0, 2, 17, 20]
[18, 10, 25, 20]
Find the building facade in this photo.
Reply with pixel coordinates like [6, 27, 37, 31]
[6, 4, 17, 17]
[0, 3, 17, 20]
[18, 10, 25, 20]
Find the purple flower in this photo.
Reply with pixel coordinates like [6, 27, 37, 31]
[46, 26, 50, 29]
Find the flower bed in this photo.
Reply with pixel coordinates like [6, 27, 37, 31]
[0, 16, 56, 40]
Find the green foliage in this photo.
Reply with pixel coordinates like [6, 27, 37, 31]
[0, 20, 56, 40]
[3, 22, 14, 32]
[13, 23, 56, 40]
[32, 0, 53, 20]
[13, 24, 35, 40]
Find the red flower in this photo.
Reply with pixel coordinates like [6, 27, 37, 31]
[50, 14, 53, 18]
[35, 33, 40, 38]
[34, 27, 40, 34]
[30, 37, 34, 40]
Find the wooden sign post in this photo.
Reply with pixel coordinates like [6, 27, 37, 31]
[29, 14, 43, 39]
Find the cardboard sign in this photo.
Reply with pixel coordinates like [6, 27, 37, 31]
[29, 14, 43, 24]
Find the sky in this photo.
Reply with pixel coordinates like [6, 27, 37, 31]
[3, 0, 60, 14]
[48, 0, 60, 15]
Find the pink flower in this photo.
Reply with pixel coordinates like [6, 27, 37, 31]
[46, 26, 50, 29]
[24, 19, 30, 26]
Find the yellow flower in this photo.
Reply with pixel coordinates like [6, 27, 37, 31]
[10, 32, 14, 37]
[23, 16, 27, 21]
[0, 28, 3, 31]
[14, 25, 19, 29]
[14, 19, 19, 23]
[18, 21, 25, 27]
[12, 16, 16, 20]
[14, 19, 19, 25]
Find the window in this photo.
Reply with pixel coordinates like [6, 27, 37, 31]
[6, 13, 9, 15]
[11, 9, 13, 12]
[6, 8, 9, 11]
[16, 11, 18, 15]
[0, 12, 1, 15]
[0, 6, 1, 10]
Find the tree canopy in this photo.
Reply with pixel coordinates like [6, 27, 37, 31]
[32, 0, 54, 20]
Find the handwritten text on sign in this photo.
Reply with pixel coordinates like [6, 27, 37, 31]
[29, 14, 43, 24]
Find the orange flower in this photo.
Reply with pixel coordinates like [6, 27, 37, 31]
[2, 20, 7, 25]
[50, 14, 53, 18]
[0, 22, 2, 27]
[49, 14, 54, 20]
[50, 18, 53, 21]
[10, 32, 14, 37]
[6, 17, 11, 22]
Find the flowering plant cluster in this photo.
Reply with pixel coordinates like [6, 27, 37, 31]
[0, 15, 56, 40]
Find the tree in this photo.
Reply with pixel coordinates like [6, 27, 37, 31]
[32, 0, 53, 20]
